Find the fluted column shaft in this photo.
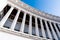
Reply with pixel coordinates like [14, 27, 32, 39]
[20, 12, 26, 32]
[49, 22, 58, 40]
[53, 23, 60, 38]
[35, 17, 39, 36]
[0, 7, 14, 27]
[45, 20, 52, 39]
[40, 19, 46, 38]
[10, 10, 20, 30]
[29, 15, 32, 35]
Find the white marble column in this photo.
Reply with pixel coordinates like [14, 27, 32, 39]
[35, 17, 39, 36]
[40, 19, 46, 38]
[53, 23, 60, 38]
[20, 12, 26, 33]
[0, 7, 14, 27]
[10, 10, 20, 30]
[45, 20, 52, 39]
[29, 15, 32, 35]
[49, 22, 58, 40]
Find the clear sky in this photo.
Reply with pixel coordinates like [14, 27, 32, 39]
[21, 0, 60, 17]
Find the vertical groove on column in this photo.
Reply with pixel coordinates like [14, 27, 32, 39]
[20, 12, 26, 33]
[10, 10, 20, 30]
[29, 15, 32, 35]
[35, 17, 39, 36]
[40, 19, 46, 38]
[45, 20, 52, 39]
[0, 7, 14, 27]
[53, 23, 60, 38]
[49, 22, 58, 40]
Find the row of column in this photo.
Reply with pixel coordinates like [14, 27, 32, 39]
[29, 16, 60, 40]
[0, 6, 60, 40]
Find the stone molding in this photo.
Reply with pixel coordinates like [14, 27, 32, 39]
[0, 26, 50, 40]
[8, 0, 60, 22]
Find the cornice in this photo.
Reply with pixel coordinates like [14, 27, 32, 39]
[8, 0, 60, 22]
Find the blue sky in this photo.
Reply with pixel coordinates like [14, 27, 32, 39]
[21, 0, 60, 17]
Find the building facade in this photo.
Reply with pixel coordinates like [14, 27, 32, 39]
[0, 0, 60, 40]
